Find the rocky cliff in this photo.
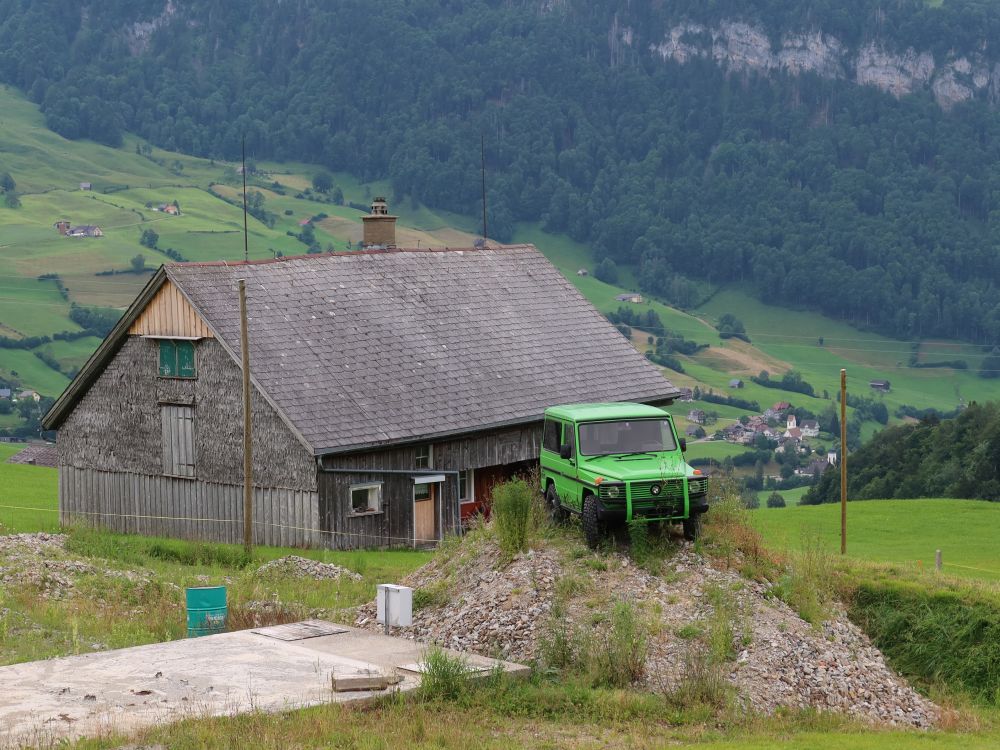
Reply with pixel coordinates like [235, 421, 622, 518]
[644, 20, 1000, 110]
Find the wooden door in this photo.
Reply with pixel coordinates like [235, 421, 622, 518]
[413, 483, 436, 546]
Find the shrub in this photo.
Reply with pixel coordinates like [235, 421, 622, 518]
[766, 492, 786, 508]
[591, 600, 648, 688]
[418, 646, 473, 701]
[491, 477, 534, 556]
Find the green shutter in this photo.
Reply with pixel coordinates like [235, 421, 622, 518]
[177, 341, 196, 377]
[159, 340, 176, 376]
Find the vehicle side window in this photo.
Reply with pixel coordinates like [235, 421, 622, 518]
[562, 422, 576, 457]
[542, 418, 560, 453]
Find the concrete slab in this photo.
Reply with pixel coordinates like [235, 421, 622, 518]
[0, 623, 527, 748]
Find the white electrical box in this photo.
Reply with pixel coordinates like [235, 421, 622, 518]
[376, 584, 413, 627]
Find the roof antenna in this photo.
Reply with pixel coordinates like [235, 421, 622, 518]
[481, 133, 488, 241]
[242, 136, 249, 263]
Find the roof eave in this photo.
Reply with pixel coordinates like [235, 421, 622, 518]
[311, 388, 680, 457]
[42, 267, 170, 430]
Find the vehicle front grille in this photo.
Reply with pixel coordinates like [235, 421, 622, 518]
[630, 479, 685, 501]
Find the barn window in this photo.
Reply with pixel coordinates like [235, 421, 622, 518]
[350, 483, 381, 515]
[158, 339, 197, 378]
[414, 444, 432, 469]
[161, 404, 195, 477]
[459, 469, 474, 504]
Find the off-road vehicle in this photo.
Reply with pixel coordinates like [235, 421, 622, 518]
[539, 403, 709, 548]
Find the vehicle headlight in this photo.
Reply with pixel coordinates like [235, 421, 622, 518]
[607, 485, 620, 498]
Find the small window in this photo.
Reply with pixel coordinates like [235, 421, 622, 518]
[459, 469, 474, 504]
[542, 419, 560, 453]
[415, 444, 432, 469]
[414, 483, 431, 501]
[159, 340, 197, 378]
[350, 483, 381, 514]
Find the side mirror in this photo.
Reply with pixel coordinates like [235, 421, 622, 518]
[559, 443, 572, 459]
[679, 438, 687, 452]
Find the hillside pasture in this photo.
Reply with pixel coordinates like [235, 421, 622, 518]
[752, 499, 1000, 582]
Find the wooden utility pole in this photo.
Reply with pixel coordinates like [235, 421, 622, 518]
[840, 368, 847, 555]
[239, 279, 253, 556]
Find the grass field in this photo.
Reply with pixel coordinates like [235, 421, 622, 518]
[756, 486, 811, 507]
[0, 443, 59, 533]
[752, 499, 1000, 582]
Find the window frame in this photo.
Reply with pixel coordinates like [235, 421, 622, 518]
[414, 444, 433, 469]
[349, 482, 382, 516]
[157, 339, 198, 379]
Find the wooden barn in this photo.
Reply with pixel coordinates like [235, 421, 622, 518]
[43, 243, 680, 549]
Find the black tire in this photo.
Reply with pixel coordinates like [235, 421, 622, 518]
[582, 494, 604, 549]
[682, 512, 702, 541]
[546, 483, 568, 524]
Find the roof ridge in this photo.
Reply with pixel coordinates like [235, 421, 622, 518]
[166, 244, 536, 268]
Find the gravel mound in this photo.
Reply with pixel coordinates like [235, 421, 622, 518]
[257, 555, 361, 581]
[355, 539, 938, 728]
[0, 532, 147, 599]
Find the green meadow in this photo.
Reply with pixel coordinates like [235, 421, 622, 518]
[752, 498, 1000, 582]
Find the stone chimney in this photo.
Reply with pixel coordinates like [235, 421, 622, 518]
[361, 197, 397, 248]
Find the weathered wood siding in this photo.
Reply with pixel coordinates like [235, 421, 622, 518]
[318, 423, 541, 549]
[60, 466, 320, 547]
[57, 336, 319, 544]
[129, 281, 214, 338]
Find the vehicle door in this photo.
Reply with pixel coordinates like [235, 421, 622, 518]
[551, 420, 580, 511]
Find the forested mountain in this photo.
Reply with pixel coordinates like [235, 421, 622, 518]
[4, 1, 1000, 344]
[805, 401, 1000, 503]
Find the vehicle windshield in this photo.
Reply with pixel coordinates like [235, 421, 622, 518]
[578, 419, 677, 456]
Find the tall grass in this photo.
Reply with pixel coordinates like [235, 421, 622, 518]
[849, 577, 1000, 705]
[490, 477, 536, 556]
[591, 600, 649, 688]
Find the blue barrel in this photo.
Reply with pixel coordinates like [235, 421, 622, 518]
[186, 586, 227, 637]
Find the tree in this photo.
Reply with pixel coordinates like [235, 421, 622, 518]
[594, 258, 618, 284]
[332, 186, 344, 205]
[767, 492, 786, 508]
[312, 171, 333, 193]
[130, 254, 146, 272]
[4, 192, 20, 209]
[140, 229, 159, 249]
[0, 172, 14, 192]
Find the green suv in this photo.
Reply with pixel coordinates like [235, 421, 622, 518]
[539, 403, 709, 548]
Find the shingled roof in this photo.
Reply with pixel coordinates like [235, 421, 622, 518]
[47, 245, 680, 454]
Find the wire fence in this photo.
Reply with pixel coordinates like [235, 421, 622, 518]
[0, 502, 448, 546]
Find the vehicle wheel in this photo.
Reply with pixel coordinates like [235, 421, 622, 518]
[582, 494, 604, 549]
[682, 512, 702, 541]
[546, 483, 568, 524]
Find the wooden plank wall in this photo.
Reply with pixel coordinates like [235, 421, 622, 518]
[129, 281, 214, 338]
[59, 467, 320, 547]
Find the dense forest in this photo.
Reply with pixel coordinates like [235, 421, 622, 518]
[3, 1, 1000, 343]
[805, 402, 1000, 503]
